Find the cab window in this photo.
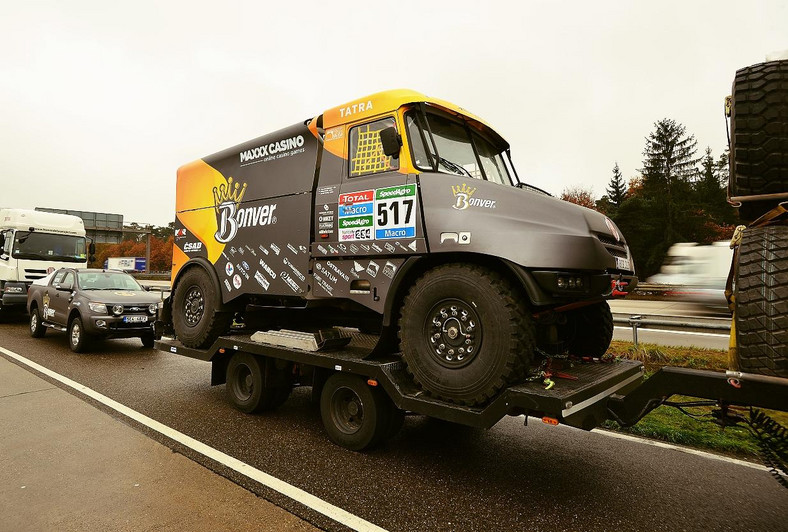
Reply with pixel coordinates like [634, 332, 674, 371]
[52, 270, 67, 285]
[59, 271, 75, 290]
[348, 117, 399, 177]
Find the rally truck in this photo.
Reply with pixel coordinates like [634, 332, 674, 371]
[0, 208, 90, 312]
[163, 90, 637, 406]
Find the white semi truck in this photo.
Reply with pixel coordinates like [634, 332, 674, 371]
[0, 209, 90, 311]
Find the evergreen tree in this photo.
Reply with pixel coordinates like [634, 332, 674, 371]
[606, 162, 627, 207]
[640, 118, 701, 244]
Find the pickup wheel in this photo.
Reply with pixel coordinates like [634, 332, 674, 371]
[68, 316, 90, 353]
[225, 353, 291, 413]
[30, 307, 46, 338]
[173, 267, 233, 349]
[398, 264, 534, 406]
[734, 225, 788, 377]
[320, 373, 389, 451]
[140, 333, 155, 348]
[565, 301, 614, 358]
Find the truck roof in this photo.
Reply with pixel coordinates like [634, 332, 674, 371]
[0, 208, 86, 235]
[320, 89, 507, 147]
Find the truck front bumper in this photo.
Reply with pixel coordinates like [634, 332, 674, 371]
[2, 282, 29, 306]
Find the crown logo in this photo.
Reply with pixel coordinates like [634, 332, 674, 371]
[213, 177, 247, 211]
[451, 182, 477, 197]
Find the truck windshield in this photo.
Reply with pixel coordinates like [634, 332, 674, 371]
[405, 110, 513, 186]
[12, 231, 87, 263]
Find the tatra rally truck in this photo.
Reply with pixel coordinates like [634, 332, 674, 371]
[157, 88, 787, 454]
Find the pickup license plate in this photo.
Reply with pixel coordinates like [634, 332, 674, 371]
[123, 315, 148, 323]
[615, 257, 631, 271]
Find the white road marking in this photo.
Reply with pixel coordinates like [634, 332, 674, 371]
[0, 346, 387, 532]
[614, 326, 729, 338]
[590, 427, 770, 471]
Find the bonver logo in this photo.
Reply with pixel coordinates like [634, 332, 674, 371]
[214, 177, 278, 243]
[452, 182, 477, 210]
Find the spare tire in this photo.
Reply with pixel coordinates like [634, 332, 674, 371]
[729, 60, 788, 220]
[733, 225, 788, 377]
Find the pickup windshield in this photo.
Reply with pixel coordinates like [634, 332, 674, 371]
[13, 231, 87, 263]
[405, 110, 513, 186]
[78, 271, 143, 291]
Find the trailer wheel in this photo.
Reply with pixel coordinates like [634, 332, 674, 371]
[729, 60, 788, 219]
[398, 264, 534, 406]
[29, 307, 46, 338]
[565, 301, 614, 357]
[225, 353, 291, 413]
[320, 373, 389, 451]
[173, 267, 233, 349]
[734, 225, 788, 377]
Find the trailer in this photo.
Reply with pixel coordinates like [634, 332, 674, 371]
[155, 331, 788, 467]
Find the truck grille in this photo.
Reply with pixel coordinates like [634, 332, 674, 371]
[595, 234, 629, 259]
[24, 269, 49, 280]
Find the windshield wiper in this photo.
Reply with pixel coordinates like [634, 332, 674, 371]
[437, 156, 473, 178]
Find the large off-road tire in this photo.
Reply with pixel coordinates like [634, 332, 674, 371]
[320, 373, 390, 451]
[729, 60, 788, 220]
[29, 306, 46, 338]
[398, 264, 534, 406]
[565, 301, 614, 358]
[734, 225, 788, 377]
[172, 267, 233, 349]
[225, 353, 292, 413]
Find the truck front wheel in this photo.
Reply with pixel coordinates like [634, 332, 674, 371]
[398, 264, 534, 406]
[565, 301, 614, 358]
[172, 267, 233, 349]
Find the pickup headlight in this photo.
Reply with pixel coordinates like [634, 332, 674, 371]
[148, 303, 157, 315]
[88, 302, 107, 313]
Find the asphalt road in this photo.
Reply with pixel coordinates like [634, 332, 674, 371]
[1, 316, 785, 532]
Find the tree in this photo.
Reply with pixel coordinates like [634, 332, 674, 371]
[606, 162, 628, 208]
[560, 186, 597, 210]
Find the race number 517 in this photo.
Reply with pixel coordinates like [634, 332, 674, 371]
[375, 185, 417, 240]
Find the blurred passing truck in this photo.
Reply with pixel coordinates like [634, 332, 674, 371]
[647, 241, 731, 308]
[727, 52, 788, 378]
[161, 89, 637, 406]
[0, 208, 90, 312]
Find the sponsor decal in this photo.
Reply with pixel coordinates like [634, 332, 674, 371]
[384, 243, 395, 253]
[280, 271, 300, 293]
[451, 182, 496, 210]
[328, 244, 338, 254]
[283, 257, 306, 282]
[287, 243, 298, 254]
[360, 244, 370, 252]
[317, 185, 338, 195]
[313, 272, 334, 295]
[239, 135, 305, 164]
[258, 245, 269, 255]
[317, 245, 328, 254]
[371, 243, 383, 253]
[270, 243, 281, 255]
[299, 245, 307, 253]
[183, 242, 202, 253]
[339, 100, 373, 118]
[259, 259, 277, 279]
[349, 244, 359, 254]
[326, 260, 350, 282]
[324, 127, 344, 142]
[224, 279, 232, 292]
[383, 261, 397, 279]
[213, 177, 278, 244]
[225, 262, 234, 276]
[175, 228, 187, 240]
[366, 261, 379, 277]
[241, 261, 250, 271]
[374, 185, 417, 239]
[315, 262, 337, 284]
[232, 274, 242, 289]
[245, 245, 257, 256]
[254, 271, 270, 290]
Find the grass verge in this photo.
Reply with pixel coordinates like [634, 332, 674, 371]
[601, 340, 788, 461]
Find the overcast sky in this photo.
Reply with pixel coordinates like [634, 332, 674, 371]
[2, 1, 786, 227]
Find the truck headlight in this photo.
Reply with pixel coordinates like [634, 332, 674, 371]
[148, 304, 157, 315]
[5, 286, 25, 293]
[88, 302, 107, 313]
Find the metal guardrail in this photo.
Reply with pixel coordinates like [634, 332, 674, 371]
[613, 314, 731, 346]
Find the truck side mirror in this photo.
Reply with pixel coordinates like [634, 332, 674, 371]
[0, 233, 4, 249]
[89, 242, 96, 255]
[379, 127, 401, 158]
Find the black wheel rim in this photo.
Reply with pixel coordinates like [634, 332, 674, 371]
[231, 363, 254, 402]
[183, 285, 204, 327]
[330, 387, 364, 435]
[424, 298, 483, 369]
